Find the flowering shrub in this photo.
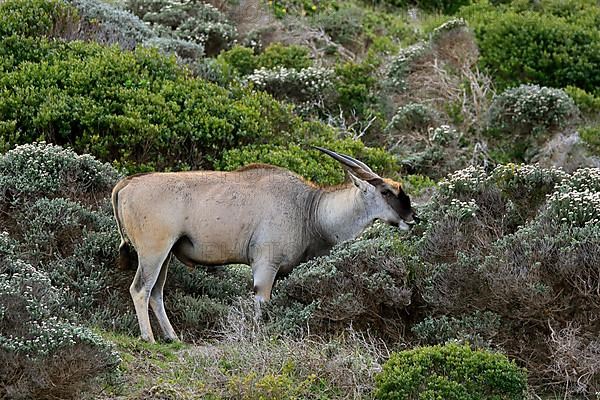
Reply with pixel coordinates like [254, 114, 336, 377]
[247, 66, 334, 103]
[431, 17, 468, 40]
[487, 84, 579, 138]
[385, 103, 439, 134]
[134, 0, 236, 55]
[0, 248, 119, 399]
[415, 164, 600, 393]
[143, 37, 204, 60]
[0, 142, 118, 205]
[542, 168, 600, 228]
[387, 42, 429, 90]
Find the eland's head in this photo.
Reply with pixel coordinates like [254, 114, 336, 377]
[314, 146, 419, 230]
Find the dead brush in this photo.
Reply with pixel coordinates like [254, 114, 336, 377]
[546, 322, 600, 397]
[388, 21, 494, 136]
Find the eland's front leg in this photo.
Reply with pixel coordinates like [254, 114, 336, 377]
[252, 261, 279, 303]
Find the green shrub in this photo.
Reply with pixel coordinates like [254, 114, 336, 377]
[564, 86, 600, 117]
[218, 45, 258, 76]
[333, 61, 377, 117]
[218, 135, 398, 186]
[257, 43, 312, 71]
[580, 125, 600, 155]
[374, 343, 528, 400]
[402, 174, 436, 195]
[466, 8, 600, 92]
[0, 0, 76, 38]
[0, 37, 303, 172]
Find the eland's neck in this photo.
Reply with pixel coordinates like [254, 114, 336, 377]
[314, 186, 374, 245]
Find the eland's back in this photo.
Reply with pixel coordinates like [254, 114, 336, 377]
[114, 166, 315, 267]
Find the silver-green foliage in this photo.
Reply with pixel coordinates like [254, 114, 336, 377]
[0, 232, 119, 399]
[487, 84, 579, 137]
[68, 0, 155, 48]
[0, 142, 118, 204]
[416, 164, 600, 393]
[269, 223, 412, 337]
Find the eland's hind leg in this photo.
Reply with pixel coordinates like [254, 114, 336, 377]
[130, 246, 173, 343]
[149, 254, 179, 342]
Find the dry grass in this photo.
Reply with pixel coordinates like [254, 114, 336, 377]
[100, 298, 392, 399]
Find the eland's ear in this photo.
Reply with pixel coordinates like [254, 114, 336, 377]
[348, 172, 370, 193]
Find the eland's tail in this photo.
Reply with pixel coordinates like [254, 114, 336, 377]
[111, 178, 138, 270]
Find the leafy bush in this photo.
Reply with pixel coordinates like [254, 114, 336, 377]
[580, 125, 600, 156]
[0, 0, 76, 38]
[564, 86, 600, 117]
[218, 44, 257, 76]
[218, 135, 398, 185]
[256, 43, 312, 71]
[333, 61, 378, 117]
[374, 343, 528, 400]
[466, 7, 600, 93]
[0, 37, 306, 172]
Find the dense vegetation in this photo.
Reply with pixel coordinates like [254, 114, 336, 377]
[0, 0, 598, 398]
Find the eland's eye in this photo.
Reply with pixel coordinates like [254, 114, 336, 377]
[382, 190, 392, 197]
